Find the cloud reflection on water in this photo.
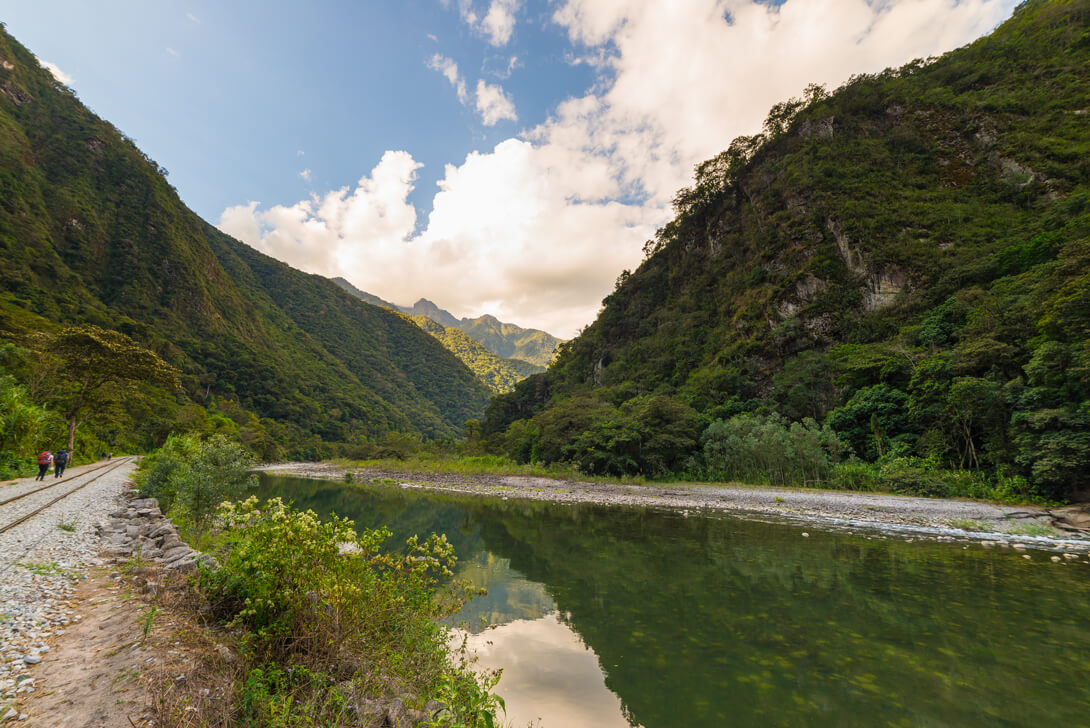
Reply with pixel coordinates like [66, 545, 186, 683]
[458, 612, 637, 728]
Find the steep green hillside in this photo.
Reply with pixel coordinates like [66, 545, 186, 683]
[0, 25, 490, 455]
[407, 315, 543, 394]
[456, 315, 561, 368]
[483, 0, 1090, 499]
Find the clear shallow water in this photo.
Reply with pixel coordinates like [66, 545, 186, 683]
[254, 474, 1090, 728]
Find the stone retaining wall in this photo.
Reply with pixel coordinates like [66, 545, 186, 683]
[96, 492, 214, 573]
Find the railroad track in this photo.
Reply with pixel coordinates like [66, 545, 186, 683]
[0, 458, 120, 507]
[0, 457, 134, 536]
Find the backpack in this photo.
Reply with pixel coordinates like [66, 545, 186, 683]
[55, 451, 68, 465]
[38, 451, 52, 465]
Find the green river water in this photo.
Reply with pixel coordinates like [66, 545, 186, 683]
[254, 474, 1090, 728]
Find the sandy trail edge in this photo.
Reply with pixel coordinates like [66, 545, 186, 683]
[19, 569, 209, 728]
[259, 462, 1090, 552]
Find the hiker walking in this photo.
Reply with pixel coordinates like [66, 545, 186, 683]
[54, 448, 70, 478]
[36, 449, 53, 481]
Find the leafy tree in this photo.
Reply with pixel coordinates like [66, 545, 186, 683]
[0, 374, 56, 453]
[826, 385, 914, 461]
[944, 377, 1006, 469]
[32, 325, 179, 453]
[701, 414, 840, 486]
[569, 415, 643, 476]
[139, 433, 256, 535]
[1011, 341, 1090, 498]
[773, 351, 838, 421]
[0, 374, 63, 476]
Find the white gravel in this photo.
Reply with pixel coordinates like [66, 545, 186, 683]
[0, 459, 135, 714]
[263, 462, 1090, 551]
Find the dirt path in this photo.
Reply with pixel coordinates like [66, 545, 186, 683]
[21, 573, 154, 728]
[260, 462, 1090, 551]
[20, 569, 223, 728]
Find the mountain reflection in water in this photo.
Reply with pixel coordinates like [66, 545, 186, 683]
[253, 474, 1090, 728]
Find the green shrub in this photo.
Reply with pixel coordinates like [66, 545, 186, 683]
[827, 461, 883, 491]
[138, 433, 256, 534]
[878, 457, 953, 498]
[701, 413, 841, 486]
[199, 497, 500, 724]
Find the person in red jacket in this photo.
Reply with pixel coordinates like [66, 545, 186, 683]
[36, 450, 52, 481]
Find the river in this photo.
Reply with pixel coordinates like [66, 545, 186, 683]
[255, 473, 1090, 727]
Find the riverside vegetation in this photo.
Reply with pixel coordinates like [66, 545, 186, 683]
[135, 434, 504, 727]
[479, 0, 1090, 504]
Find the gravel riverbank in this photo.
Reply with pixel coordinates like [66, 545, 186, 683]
[259, 462, 1090, 552]
[0, 460, 135, 721]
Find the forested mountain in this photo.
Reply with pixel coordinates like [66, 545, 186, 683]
[406, 315, 543, 394]
[333, 278, 562, 370]
[455, 315, 561, 369]
[483, 0, 1090, 500]
[0, 25, 490, 457]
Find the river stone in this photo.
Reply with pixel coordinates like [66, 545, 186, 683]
[162, 546, 192, 561]
[159, 536, 185, 551]
[21, 655, 40, 665]
[148, 524, 175, 540]
[166, 556, 199, 572]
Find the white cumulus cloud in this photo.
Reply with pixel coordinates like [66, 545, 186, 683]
[222, 0, 1016, 337]
[475, 79, 517, 126]
[452, 0, 521, 46]
[219, 151, 423, 286]
[481, 0, 520, 46]
[428, 53, 469, 104]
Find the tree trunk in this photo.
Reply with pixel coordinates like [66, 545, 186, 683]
[67, 415, 77, 453]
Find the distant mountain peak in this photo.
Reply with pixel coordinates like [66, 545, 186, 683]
[408, 298, 460, 328]
[331, 281, 565, 368]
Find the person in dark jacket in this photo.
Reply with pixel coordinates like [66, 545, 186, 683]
[54, 448, 69, 478]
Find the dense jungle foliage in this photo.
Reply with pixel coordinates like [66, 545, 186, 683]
[482, 0, 1090, 501]
[0, 25, 490, 461]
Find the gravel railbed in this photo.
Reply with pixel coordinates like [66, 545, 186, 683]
[0, 459, 135, 720]
[260, 462, 1090, 552]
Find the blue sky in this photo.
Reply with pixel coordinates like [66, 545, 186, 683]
[5, 0, 1016, 337]
[5, 1, 592, 223]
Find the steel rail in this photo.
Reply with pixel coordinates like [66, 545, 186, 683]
[0, 458, 120, 508]
[0, 457, 134, 535]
